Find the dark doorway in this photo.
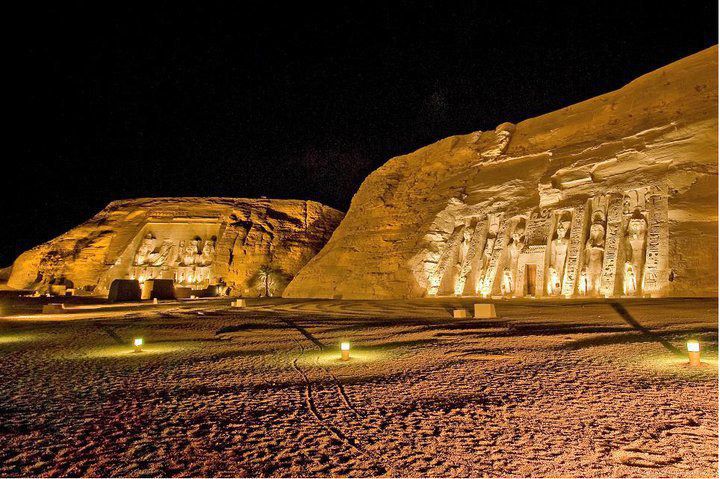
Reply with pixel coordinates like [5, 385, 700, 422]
[526, 264, 537, 296]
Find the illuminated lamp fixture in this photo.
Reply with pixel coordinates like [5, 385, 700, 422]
[133, 337, 144, 353]
[340, 342, 350, 361]
[687, 340, 701, 367]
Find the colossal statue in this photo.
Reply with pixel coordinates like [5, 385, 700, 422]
[581, 220, 606, 296]
[134, 234, 156, 266]
[624, 212, 648, 296]
[503, 220, 526, 295]
[547, 215, 571, 295]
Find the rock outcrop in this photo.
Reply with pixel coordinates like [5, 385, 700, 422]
[8, 198, 343, 297]
[285, 46, 718, 299]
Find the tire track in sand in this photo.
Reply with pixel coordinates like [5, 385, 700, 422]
[289, 337, 392, 476]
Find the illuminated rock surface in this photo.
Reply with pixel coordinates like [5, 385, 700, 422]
[7, 198, 343, 296]
[285, 47, 718, 299]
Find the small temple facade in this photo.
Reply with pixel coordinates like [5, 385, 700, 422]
[284, 47, 718, 300]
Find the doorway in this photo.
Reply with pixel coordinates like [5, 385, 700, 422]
[525, 264, 537, 297]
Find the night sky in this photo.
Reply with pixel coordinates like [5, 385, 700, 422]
[5, 1, 717, 267]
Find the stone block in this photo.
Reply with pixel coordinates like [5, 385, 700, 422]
[453, 309, 469, 318]
[108, 279, 141, 303]
[42, 303, 66, 314]
[174, 287, 193, 299]
[474, 303, 497, 318]
[141, 279, 175, 300]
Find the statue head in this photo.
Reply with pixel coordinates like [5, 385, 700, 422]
[511, 220, 526, 243]
[589, 223, 605, 245]
[627, 211, 647, 238]
[556, 220, 570, 240]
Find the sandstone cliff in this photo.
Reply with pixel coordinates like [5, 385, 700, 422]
[285, 46, 718, 299]
[8, 198, 343, 297]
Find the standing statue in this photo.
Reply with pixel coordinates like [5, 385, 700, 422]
[623, 262, 637, 295]
[623, 212, 648, 296]
[475, 235, 496, 293]
[453, 228, 472, 295]
[547, 216, 571, 295]
[503, 221, 526, 296]
[501, 269, 514, 296]
[581, 219, 605, 295]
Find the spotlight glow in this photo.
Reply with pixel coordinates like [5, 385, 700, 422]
[340, 342, 350, 361]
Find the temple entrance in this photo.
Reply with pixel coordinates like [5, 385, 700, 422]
[525, 264, 537, 297]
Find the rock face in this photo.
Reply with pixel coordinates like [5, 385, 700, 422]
[8, 198, 343, 297]
[285, 47, 718, 299]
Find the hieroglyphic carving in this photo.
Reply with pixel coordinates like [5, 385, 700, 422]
[456, 219, 487, 295]
[427, 225, 465, 296]
[561, 205, 587, 296]
[599, 195, 624, 297]
[525, 208, 553, 246]
[642, 185, 669, 296]
[480, 217, 508, 295]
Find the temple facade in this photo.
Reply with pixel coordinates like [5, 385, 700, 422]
[8, 198, 343, 297]
[426, 184, 670, 299]
[284, 47, 717, 300]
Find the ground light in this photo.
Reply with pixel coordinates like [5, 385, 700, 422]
[340, 342, 350, 361]
[134, 337, 144, 353]
[687, 340, 701, 367]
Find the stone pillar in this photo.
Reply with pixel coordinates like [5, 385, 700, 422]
[642, 185, 669, 297]
[599, 195, 624, 297]
[428, 225, 465, 296]
[480, 217, 509, 295]
[561, 205, 588, 297]
[457, 219, 488, 295]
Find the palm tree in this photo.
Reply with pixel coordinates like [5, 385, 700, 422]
[256, 265, 274, 297]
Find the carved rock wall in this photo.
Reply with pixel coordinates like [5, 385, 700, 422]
[7, 198, 343, 297]
[285, 46, 718, 299]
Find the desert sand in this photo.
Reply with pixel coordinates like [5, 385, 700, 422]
[0, 297, 716, 477]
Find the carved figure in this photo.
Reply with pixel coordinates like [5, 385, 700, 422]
[134, 234, 156, 266]
[623, 211, 648, 296]
[182, 239, 200, 266]
[475, 235, 496, 293]
[504, 220, 526, 295]
[200, 238, 216, 266]
[501, 269, 513, 295]
[623, 261, 637, 295]
[547, 217, 570, 295]
[581, 222, 605, 295]
[149, 240, 174, 267]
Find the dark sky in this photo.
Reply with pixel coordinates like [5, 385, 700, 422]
[5, 1, 717, 266]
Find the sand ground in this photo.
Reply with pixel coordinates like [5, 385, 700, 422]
[0, 297, 717, 477]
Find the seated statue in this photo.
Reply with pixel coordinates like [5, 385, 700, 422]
[148, 240, 174, 267]
[199, 239, 216, 266]
[134, 234, 156, 266]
